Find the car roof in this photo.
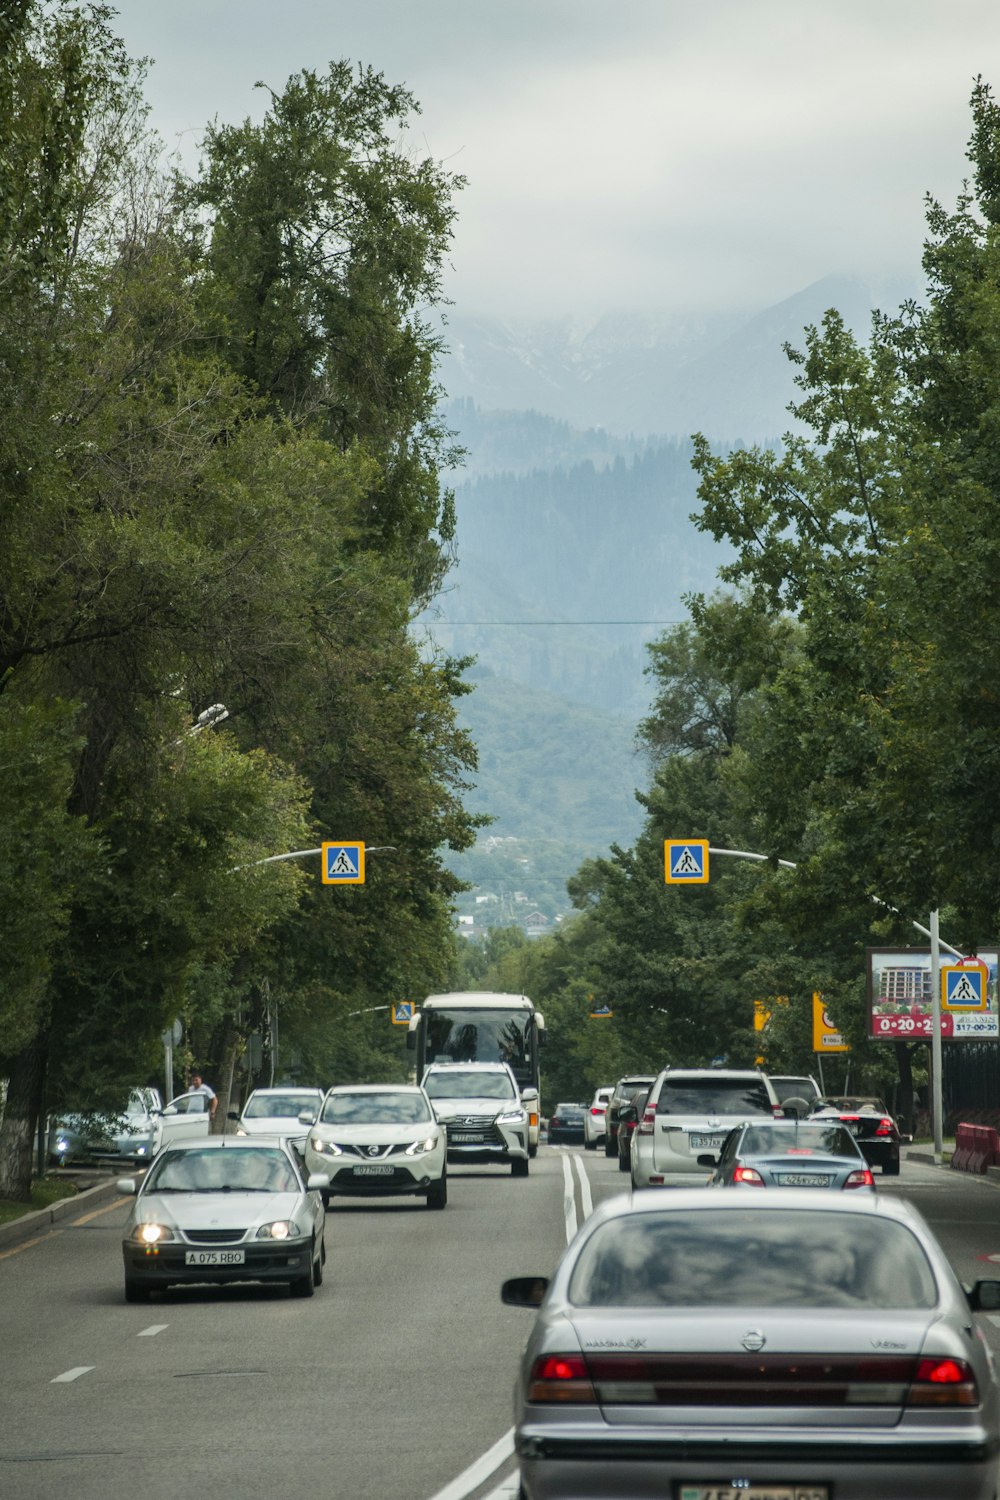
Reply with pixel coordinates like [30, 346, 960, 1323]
[423, 1061, 510, 1072]
[153, 1136, 293, 1151]
[324, 1082, 425, 1094]
[661, 1067, 768, 1079]
[245, 1087, 323, 1097]
[588, 1184, 922, 1227]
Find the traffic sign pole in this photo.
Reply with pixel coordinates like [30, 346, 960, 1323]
[930, 909, 943, 1162]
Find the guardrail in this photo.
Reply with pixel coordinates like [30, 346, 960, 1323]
[951, 1122, 1000, 1174]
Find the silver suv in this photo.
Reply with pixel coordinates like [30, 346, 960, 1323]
[630, 1067, 780, 1187]
[421, 1062, 531, 1177]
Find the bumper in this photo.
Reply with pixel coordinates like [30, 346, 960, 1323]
[858, 1139, 900, 1169]
[324, 1163, 442, 1196]
[122, 1240, 312, 1289]
[515, 1424, 1000, 1500]
[446, 1135, 527, 1164]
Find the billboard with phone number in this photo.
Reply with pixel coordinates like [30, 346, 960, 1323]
[867, 948, 999, 1040]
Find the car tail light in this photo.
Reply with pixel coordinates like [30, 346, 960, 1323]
[907, 1358, 978, 1406]
[772, 1104, 784, 1118]
[527, 1353, 596, 1403]
[875, 1118, 894, 1135]
[843, 1168, 874, 1189]
[638, 1102, 656, 1135]
[590, 1105, 606, 1116]
[733, 1164, 764, 1186]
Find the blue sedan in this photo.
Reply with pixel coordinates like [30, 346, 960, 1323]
[700, 1119, 875, 1190]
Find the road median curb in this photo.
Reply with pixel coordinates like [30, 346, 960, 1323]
[0, 1175, 125, 1249]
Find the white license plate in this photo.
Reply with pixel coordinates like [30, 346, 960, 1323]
[688, 1134, 724, 1150]
[777, 1173, 828, 1187]
[354, 1164, 393, 1175]
[184, 1249, 245, 1266]
[679, 1486, 829, 1500]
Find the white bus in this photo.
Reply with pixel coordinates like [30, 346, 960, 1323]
[407, 991, 545, 1155]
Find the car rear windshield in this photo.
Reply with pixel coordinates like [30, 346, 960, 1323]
[244, 1093, 317, 1119]
[738, 1124, 860, 1157]
[569, 1209, 938, 1309]
[657, 1077, 773, 1115]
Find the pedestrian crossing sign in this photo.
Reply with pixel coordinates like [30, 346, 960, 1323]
[664, 839, 709, 884]
[392, 1002, 413, 1025]
[321, 841, 365, 884]
[942, 962, 987, 1010]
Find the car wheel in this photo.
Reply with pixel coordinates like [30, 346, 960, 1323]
[618, 1150, 630, 1172]
[882, 1158, 900, 1176]
[511, 1156, 529, 1178]
[426, 1171, 448, 1209]
[604, 1134, 616, 1157]
[584, 1138, 596, 1151]
[124, 1278, 151, 1304]
[313, 1238, 325, 1286]
[290, 1244, 316, 1298]
[528, 1143, 537, 1159]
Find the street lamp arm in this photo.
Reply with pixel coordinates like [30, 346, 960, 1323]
[229, 844, 398, 874]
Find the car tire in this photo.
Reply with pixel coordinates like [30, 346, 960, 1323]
[604, 1134, 616, 1157]
[584, 1139, 596, 1151]
[882, 1158, 900, 1176]
[313, 1238, 325, 1286]
[511, 1156, 529, 1178]
[320, 1189, 330, 1209]
[426, 1171, 448, 1209]
[528, 1143, 537, 1159]
[124, 1278, 151, 1304]
[290, 1243, 316, 1298]
[618, 1150, 630, 1172]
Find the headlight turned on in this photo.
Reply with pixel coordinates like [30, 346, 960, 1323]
[405, 1136, 438, 1156]
[256, 1221, 300, 1240]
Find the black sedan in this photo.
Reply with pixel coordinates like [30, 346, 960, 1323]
[810, 1097, 901, 1176]
[701, 1119, 875, 1191]
[547, 1103, 587, 1145]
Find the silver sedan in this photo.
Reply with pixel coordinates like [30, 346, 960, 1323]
[118, 1136, 328, 1302]
[502, 1189, 1000, 1499]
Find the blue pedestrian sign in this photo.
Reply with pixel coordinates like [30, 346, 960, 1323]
[392, 1001, 413, 1025]
[664, 839, 709, 884]
[321, 841, 365, 884]
[942, 963, 987, 1010]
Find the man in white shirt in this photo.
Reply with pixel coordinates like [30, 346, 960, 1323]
[189, 1073, 218, 1122]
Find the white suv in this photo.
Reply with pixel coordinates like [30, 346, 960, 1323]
[421, 1062, 531, 1177]
[583, 1086, 614, 1150]
[303, 1084, 447, 1209]
[630, 1067, 780, 1187]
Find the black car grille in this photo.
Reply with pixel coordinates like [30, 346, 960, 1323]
[183, 1229, 247, 1244]
[445, 1116, 504, 1146]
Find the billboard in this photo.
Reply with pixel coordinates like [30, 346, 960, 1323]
[867, 947, 999, 1040]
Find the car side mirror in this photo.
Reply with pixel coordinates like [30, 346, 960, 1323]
[501, 1276, 549, 1308]
[306, 1172, 330, 1191]
[298, 1110, 315, 1125]
[116, 1177, 138, 1195]
[227, 1109, 240, 1121]
[520, 1087, 538, 1103]
[161, 1105, 178, 1117]
[619, 1104, 637, 1124]
[968, 1279, 1000, 1312]
[696, 1153, 718, 1168]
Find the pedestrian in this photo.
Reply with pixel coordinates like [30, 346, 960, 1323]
[189, 1072, 218, 1122]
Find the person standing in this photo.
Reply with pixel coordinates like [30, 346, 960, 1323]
[189, 1072, 218, 1123]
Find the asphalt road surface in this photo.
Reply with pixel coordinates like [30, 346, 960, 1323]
[1, 1149, 998, 1500]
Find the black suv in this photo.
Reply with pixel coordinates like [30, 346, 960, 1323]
[604, 1073, 658, 1158]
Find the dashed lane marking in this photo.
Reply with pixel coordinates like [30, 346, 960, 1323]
[51, 1367, 94, 1384]
[137, 1325, 168, 1337]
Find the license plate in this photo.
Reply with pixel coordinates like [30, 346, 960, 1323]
[354, 1164, 393, 1175]
[678, 1486, 829, 1500]
[448, 1133, 483, 1143]
[184, 1249, 245, 1266]
[778, 1173, 828, 1187]
[688, 1134, 724, 1150]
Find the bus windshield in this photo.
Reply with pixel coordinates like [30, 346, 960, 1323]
[423, 1007, 533, 1079]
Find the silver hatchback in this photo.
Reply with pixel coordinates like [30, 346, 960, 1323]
[502, 1189, 1000, 1500]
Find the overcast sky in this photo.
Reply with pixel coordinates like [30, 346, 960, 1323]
[109, 1, 1000, 322]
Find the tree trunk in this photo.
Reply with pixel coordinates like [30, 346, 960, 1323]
[0, 1033, 48, 1200]
[894, 1039, 916, 1137]
[212, 1024, 243, 1134]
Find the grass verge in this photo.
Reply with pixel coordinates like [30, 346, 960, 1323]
[0, 1175, 79, 1226]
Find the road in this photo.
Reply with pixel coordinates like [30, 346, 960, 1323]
[1, 1149, 999, 1500]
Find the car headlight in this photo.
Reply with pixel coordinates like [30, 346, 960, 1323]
[405, 1135, 439, 1156]
[310, 1135, 342, 1156]
[497, 1109, 527, 1125]
[131, 1222, 176, 1244]
[256, 1220, 300, 1240]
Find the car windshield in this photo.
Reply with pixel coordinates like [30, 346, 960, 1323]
[569, 1209, 938, 1309]
[244, 1093, 318, 1119]
[739, 1124, 861, 1157]
[424, 1070, 516, 1101]
[657, 1078, 773, 1115]
[146, 1147, 299, 1193]
[321, 1091, 431, 1125]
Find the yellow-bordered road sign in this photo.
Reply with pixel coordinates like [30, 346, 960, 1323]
[664, 839, 709, 884]
[942, 961, 988, 1010]
[321, 841, 365, 884]
[392, 1001, 413, 1025]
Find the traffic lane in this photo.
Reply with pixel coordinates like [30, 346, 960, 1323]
[881, 1156, 1000, 1299]
[0, 1151, 571, 1500]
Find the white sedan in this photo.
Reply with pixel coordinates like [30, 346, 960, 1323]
[303, 1084, 448, 1209]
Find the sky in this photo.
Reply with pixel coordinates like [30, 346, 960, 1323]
[108, 0, 1000, 323]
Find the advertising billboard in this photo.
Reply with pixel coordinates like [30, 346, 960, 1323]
[867, 948, 999, 1040]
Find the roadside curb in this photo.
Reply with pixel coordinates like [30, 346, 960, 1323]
[906, 1148, 1000, 1188]
[0, 1174, 126, 1249]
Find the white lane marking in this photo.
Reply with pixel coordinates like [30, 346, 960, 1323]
[562, 1153, 577, 1243]
[51, 1366, 94, 1383]
[573, 1153, 593, 1223]
[480, 1476, 520, 1500]
[986, 1314, 1000, 1328]
[137, 1324, 168, 1337]
[424, 1428, 515, 1500]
